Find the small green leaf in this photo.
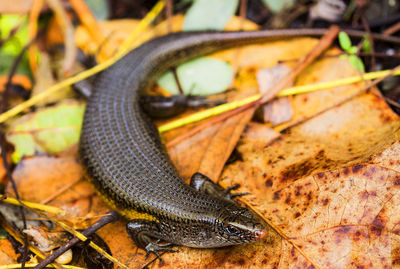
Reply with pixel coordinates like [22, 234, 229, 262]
[362, 37, 372, 53]
[339, 54, 348, 59]
[349, 55, 365, 72]
[348, 46, 358, 54]
[85, 0, 109, 20]
[183, 0, 239, 31]
[0, 15, 29, 56]
[261, 0, 296, 13]
[157, 57, 233, 96]
[6, 101, 86, 163]
[0, 51, 30, 77]
[338, 31, 352, 52]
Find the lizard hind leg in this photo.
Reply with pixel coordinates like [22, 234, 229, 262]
[126, 219, 178, 261]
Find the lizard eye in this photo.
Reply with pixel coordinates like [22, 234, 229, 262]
[225, 225, 240, 235]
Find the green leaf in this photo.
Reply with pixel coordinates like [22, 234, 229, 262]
[85, 0, 109, 20]
[0, 15, 29, 55]
[338, 31, 352, 52]
[183, 0, 239, 31]
[0, 51, 30, 77]
[349, 55, 365, 72]
[157, 57, 233, 96]
[362, 37, 372, 53]
[6, 101, 86, 163]
[261, 0, 296, 13]
[348, 46, 358, 54]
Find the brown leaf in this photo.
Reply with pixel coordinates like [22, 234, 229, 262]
[23, 225, 70, 252]
[219, 92, 400, 267]
[6, 155, 94, 217]
[0, 0, 33, 13]
[0, 239, 18, 265]
[258, 97, 293, 125]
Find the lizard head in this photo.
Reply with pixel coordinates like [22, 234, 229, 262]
[214, 203, 267, 246]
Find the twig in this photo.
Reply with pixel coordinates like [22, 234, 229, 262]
[28, 207, 128, 268]
[0, 23, 21, 48]
[384, 97, 400, 109]
[383, 20, 400, 35]
[1, 38, 36, 269]
[33, 211, 119, 269]
[171, 67, 184, 95]
[165, 0, 173, 33]
[239, 0, 247, 29]
[0, 214, 64, 269]
[161, 66, 400, 134]
[259, 25, 339, 104]
[361, 15, 375, 71]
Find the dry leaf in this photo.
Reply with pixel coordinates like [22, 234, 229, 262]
[3, 12, 399, 269]
[218, 92, 400, 268]
[6, 155, 93, 217]
[0, 0, 33, 13]
[23, 225, 70, 252]
[259, 97, 293, 125]
[0, 239, 18, 265]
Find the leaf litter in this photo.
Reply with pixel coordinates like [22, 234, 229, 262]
[1, 7, 400, 269]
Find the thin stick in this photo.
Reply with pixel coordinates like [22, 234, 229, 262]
[33, 212, 119, 269]
[361, 16, 375, 71]
[0, 215, 64, 269]
[383, 20, 400, 35]
[165, 0, 173, 33]
[260, 25, 340, 104]
[172, 67, 184, 95]
[1, 38, 36, 269]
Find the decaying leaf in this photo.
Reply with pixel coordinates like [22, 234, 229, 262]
[6, 100, 85, 163]
[216, 91, 400, 268]
[0, 0, 33, 13]
[0, 239, 18, 265]
[6, 155, 93, 218]
[1, 7, 399, 269]
[23, 225, 70, 252]
[256, 65, 294, 125]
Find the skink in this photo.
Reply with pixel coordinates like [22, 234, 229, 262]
[79, 29, 389, 257]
